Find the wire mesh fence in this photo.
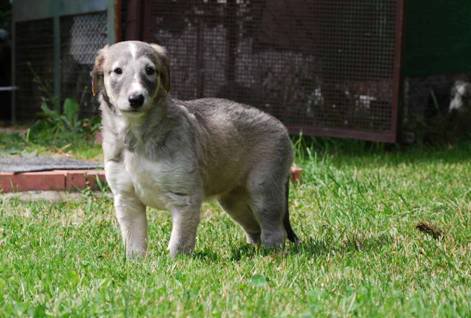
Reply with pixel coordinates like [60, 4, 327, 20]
[15, 18, 54, 120]
[60, 12, 107, 117]
[12, 0, 470, 143]
[140, 0, 402, 142]
[15, 11, 108, 120]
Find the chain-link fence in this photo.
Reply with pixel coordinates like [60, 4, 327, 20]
[15, 18, 54, 120]
[60, 12, 107, 117]
[13, 1, 110, 121]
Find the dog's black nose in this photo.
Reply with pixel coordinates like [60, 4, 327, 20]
[128, 94, 145, 108]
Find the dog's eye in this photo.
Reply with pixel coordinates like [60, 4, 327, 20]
[113, 67, 123, 75]
[145, 66, 156, 76]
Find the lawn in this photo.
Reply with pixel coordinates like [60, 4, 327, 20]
[0, 135, 470, 317]
[0, 125, 102, 160]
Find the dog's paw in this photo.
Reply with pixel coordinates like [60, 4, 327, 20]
[125, 248, 147, 260]
[168, 242, 195, 258]
[260, 230, 286, 249]
[246, 231, 261, 245]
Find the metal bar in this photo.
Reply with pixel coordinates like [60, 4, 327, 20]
[286, 125, 397, 144]
[13, 0, 108, 22]
[391, 0, 405, 143]
[114, 0, 122, 42]
[125, 0, 143, 40]
[61, 0, 107, 17]
[11, 9, 16, 124]
[0, 87, 19, 91]
[142, 0, 153, 41]
[225, 0, 237, 84]
[107, 0, 116, 44]
[53, 4, 61, 112]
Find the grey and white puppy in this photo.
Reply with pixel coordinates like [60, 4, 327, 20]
[92, 41, 298, 258]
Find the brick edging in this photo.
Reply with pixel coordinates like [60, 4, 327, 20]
[1, 167, 302, 193]
[0, 170, 106, 193]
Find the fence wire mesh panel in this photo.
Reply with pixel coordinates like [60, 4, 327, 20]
[15, 18, 54, 120]
[61, 12, 108, 117]
[141, 0, 402, 142]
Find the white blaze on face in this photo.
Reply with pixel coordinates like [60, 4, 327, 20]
[128, 43, 146, 98]
[129, 42, 137, 60]
[130, 81, 146, 96]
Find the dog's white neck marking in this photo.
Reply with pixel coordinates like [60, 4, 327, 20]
[129, 43, 137, 59]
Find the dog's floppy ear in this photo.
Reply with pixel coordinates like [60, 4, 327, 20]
[91, 45, 108, 96]
[150, 44, 171, 94]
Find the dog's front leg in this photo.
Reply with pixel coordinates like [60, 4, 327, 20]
[114, 193, 147, 259]
[168, 202, 201, 257]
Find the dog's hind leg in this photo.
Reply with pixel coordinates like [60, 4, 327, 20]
[247, 166, 289, 248]
[218, 187, 261, 244]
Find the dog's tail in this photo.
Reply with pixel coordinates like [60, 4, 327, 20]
[284, 179, 299, 243]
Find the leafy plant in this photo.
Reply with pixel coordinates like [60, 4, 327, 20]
[40, 98, 80, 133]
[38, 98, 100, 136]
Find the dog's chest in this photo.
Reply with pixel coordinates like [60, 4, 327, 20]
[124, 152, 194, 209]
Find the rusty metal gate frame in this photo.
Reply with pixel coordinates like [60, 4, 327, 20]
[127, 0, 405, 143]
[287, 0, 404, 143]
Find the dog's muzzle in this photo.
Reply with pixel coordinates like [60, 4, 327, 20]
[129, 93, 145, 109]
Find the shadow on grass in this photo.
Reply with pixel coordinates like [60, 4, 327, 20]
[229, 233, 393, 261]
[292, 233, 393, 257]
[193, 249, 221, 262]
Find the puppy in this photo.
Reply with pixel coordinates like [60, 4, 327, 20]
[91, 41, 298, 258]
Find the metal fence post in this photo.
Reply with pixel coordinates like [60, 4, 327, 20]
[53, 1, 61, 112]
[107, 0, 116, 44]
[11, 6, 16, 124]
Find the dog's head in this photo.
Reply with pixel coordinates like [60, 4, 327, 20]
[449, 80, 471, 113]
[91, 41, 170, 115]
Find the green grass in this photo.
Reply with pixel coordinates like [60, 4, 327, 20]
[1, 139, 470, 317]
[0, 126, 102, 161]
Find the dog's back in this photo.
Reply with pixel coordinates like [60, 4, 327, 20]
[179, 97, 293, 197]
